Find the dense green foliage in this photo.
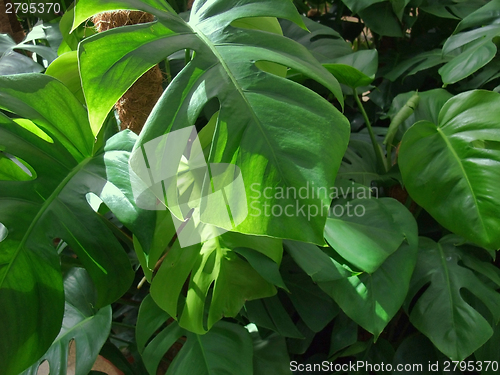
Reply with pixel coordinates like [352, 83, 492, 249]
[1, 0, 500, 374]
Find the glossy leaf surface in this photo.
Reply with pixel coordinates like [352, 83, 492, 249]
[21, 268, 111, 375]
[321, 198, 418, 337]
[325, 198, 415, 273]
[0, 75, 142, 374]
[150, 232, 281, 333]
[76, 0, 349, 245]
[439, 0, 500, 84]
[399, 90, 500, 250]
[405, 236, 500, 360]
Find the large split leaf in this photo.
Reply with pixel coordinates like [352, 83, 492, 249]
[137, 295, 254, 375]
[320, 198, 418, 337]
[75, 0, 349, 245]
[405, 236, 500, 360]
[399, 90, 500, 250]
[0, 74, 145, 374]
[0, 51, 44, 75]
[150, 232, 282, 333]
[21, 268, 111, 375]
[0, 26, 58, 64]
[0, 22, 62, 76]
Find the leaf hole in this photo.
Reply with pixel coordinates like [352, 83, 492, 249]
[0, 222, 7, 243]
[36, 360, 50, 375]
[191, 98, 221, 159]
[254, 60, 289, 78]
[469, 139, 500, 151]
[68, 339, 76, 370]
[230, 17, 283, 35]
[460, 287, 493, 324]
[203, 282, 215, 331]
[0, 151, 37, 181]
[310, 34, 342, 42]
[194, 97, 220, 133]
[341, 157, 353, 165]
[202, 251, 217, 274]
[14, 118, 54, 144]
[85, 192, 104, 213]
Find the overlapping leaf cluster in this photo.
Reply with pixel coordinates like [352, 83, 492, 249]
[2, 0, 500, 374]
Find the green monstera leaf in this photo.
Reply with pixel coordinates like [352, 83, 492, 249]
[324, 197, 416, 273]
[150, 232, 282, 334]
[45, 52, 85, 104]
[74, 0, 349, 245]
[137, 295, 254, 375]
[439, 0, 500, 85]
[399, 90, 500, 250]
[418, 0, 487, 19]
[21, 268, 111, 375]
[279, 16, 353, 63]
[384, 49, 453, 82]
[336, 137, 392, 187]
[321, 197, 418, 338]
[285, 201, 417, 340]
[405, 236, 500, 360]
[324, 50, 378, 90]
[340, 0, 408, 37]
[0, 74, 149, 375]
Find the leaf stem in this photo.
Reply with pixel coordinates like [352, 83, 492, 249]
[353, 89, 386, 172]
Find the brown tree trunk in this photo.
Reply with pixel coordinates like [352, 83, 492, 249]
[93, 11, 164, 135]
[0, 0, 26, 43]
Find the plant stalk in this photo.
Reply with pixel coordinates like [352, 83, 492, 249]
[353, 89, 387, 172]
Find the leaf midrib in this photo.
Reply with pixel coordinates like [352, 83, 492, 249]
[190, 24, 289, 186]
[195, 334, 213, 375]
[436, 127, 488, 241]
[0, 157, 92, 289]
